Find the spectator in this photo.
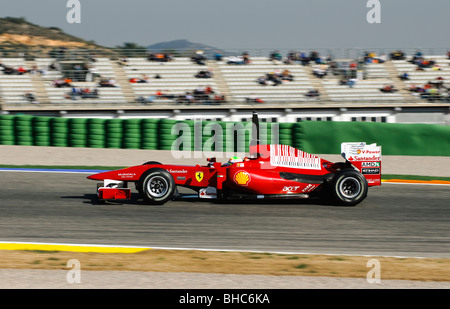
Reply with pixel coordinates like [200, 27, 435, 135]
[380, 84, 398, 93]
[3, 66, 16, 75]
[204, 86, 215, 95]
[136, 95, 155, 104]
[17, 66, 28, 75]
[430, 77, 445, 89]
[226, 56, 245, 65]
[339, 78, 349, 86]
[305, 89, 320, 98]
[390, 50, 406, 60]
[246, 94, 264, 104]
[257, 75, 267, 85]
[52, 78, 72, 88]
[156, 90, 176, 100]
[213, 94, 226, 104]
[148, 52, 173, 62]
[214, 51, 223, 61]
[24, 92, 39, 104]
[195, 69, 213, 78]
[99, 78, 117, 87]
[312, 65, 328, 78]
[269, 51, 282, 64]
[266, 72, 282, 86]
[81, 88, 99, 99]
[48, 62, 59, 71]
[183, 92, 195, 105]
[281, 69, 294, 82]
[129, 75, 148, 83]
[299, 51, 310, 66]
[347, 78, 357, 88]
[117, 57, 128, 67]
[399, 72, 409, 81]
[309, 51, 320, 64]
[191, 50, 207, 65]
[242, 52, 251, 64]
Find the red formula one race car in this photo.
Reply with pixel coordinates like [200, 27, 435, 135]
[88, 113, 381, 206]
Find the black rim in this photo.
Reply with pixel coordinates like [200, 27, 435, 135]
[146, 175, 169, 198]
[339, 176, 361, 199]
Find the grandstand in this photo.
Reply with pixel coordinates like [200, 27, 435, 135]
[0, 49, 449, 124]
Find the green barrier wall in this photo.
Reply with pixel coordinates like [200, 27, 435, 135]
[293, 121, 450, 156]
[0, 115, 449, 156]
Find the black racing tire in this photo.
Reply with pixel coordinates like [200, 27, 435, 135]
[137, 168, 175, 205]
[330, 169, 368, 206]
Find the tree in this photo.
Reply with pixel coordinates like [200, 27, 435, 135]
[115, 42, 148, 58]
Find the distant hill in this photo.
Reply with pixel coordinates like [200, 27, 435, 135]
[0, 16, 110, 51]
[147, 39, 231, 57]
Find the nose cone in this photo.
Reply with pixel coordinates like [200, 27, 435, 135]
[86, 166, 144, 182]
[87, 171, 109, 181]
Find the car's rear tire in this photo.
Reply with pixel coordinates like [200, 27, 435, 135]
[331, 169, 368, 206]
[137, 168, 175, 205]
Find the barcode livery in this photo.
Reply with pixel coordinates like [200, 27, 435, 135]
[270, 145, 321, 170]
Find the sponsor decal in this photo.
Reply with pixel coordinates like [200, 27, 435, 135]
[282, 186, 300, 192]
[348, 156, 381, 162]
[341, 142, 381, 162]
[362, 168, 380, 175]
[169, 169, 188, 173]
[118, 172, 136, 178]
[195, 172, 204, 182]
[234, 171, 251, 186]
[302, 184, 318, 193]
[362, 162, 380, 167]
[176, 176, 186, 181]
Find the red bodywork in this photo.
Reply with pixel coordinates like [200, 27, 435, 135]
[87, 143, 381, 201]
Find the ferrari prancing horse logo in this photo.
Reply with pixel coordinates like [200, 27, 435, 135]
[195, 172, 204, 182]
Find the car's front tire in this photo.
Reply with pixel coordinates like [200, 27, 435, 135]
[137, 168, 175, 205]
[331, 169, 368, 206]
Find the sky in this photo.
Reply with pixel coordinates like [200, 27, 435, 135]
[1, 0, 449, 52]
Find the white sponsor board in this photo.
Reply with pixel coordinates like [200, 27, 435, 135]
[341, 142, 381, 162]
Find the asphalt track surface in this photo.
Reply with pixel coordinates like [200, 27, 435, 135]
[0, 171, 449, 259]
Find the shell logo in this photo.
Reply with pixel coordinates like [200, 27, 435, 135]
[234, 171, 251, 186]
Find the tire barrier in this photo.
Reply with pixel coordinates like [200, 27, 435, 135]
[105, 119, 123, 149]
[87, 118, 107, 149]
[122, 119, 142, 149]
[0, 115, 15, 146]
[0, 115, 449, 156]
[32, 116, 52, 147]
[50, 117, 69, 147]
[14, 115, 34, 146]
[68, 118, 88, 148]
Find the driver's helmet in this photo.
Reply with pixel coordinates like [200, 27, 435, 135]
[228, 156, 243, 164]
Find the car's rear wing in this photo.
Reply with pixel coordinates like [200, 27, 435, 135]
[341, 142, 382, 186]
